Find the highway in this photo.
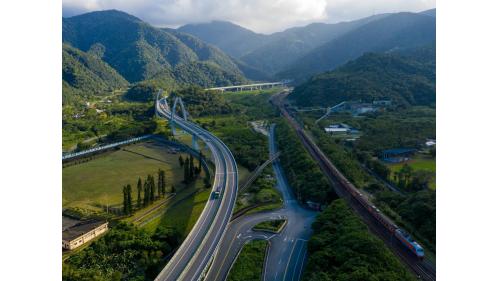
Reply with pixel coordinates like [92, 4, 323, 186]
[205, 123, 317, 281]
[154, 97, 238, 281]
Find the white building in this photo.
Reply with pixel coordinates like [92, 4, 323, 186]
[62, 220, 108, 250]
[324, 123, 351, 134]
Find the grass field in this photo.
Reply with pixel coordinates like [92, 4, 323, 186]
[387, 154, 436, 189]
[142, 187, 211, 236]
[227, 240, 268, 281]
[62, 139, 196, 210]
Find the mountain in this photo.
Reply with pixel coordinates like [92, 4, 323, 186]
[420, 8, 436, 17]
[63, 10, 247, 85]
[288, 47, 436, 107]
[148, 61, 247, 89]
[178, 21, 269, 58]
[240, 14, 387, 75]
[62, 43, 128, 103]
[278, 12, 436, 82]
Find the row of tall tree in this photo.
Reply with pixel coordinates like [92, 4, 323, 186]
[179, 154, 202, 184]
[122, 184, 133, 215]
[122, 169, 171, 215]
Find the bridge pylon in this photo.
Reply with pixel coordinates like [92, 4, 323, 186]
[162, 95, 201, 151]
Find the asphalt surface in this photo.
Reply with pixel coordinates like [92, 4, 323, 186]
[205, 123, 317, 281]
[154, 98, 238, 281]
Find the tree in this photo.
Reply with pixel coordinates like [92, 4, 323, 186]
[149, 175, 156, 202]
[143, 180, 150, 206]
[204, 172, 211, 188]
[184, 158, 190, 183]
[122, 186, 128, 215]
[127, 184, 133, 213]
[198, 151, 203, 171]
[161, 170, 166, 195]
[400, 164, 414, 188]
[136, 178, 142, 208]
[189, 154, 195, 179]
[157, 169, 166, 197]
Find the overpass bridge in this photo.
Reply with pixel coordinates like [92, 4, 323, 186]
[205, 81, 290, 92]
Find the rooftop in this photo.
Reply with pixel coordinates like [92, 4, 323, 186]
[62, 220, 107, 241]
[382, 148, 417, 155]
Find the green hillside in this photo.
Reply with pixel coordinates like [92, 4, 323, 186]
[240, 15, 386, 75]
[63, 10, 247, 84]
[62, 44, 128, 103]
[278, 12, 436, 82]
[288, 49, 435, 107]
[151, 61, 247, 89]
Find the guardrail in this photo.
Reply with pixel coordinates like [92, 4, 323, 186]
[62, 135, 153, 161]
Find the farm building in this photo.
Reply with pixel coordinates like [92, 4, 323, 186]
[324, 123, 357, 134]
[380, 148, 417, 163]
[62, 220, 108, 250]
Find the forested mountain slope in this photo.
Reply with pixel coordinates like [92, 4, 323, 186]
[288, 47, 436, 107]
[278, 12, 436, 82]
[63, 10, 246, 85]
[178, 21, 269, 58]
[240, 14, 387, 75]
[62, 43, 128, 104]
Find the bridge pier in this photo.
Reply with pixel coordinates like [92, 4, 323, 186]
[192, 134, 199, 151]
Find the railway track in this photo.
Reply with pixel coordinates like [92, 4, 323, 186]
[273, 93, 436, 281]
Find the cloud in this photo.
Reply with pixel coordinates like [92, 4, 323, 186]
[62, 0, 435, 34]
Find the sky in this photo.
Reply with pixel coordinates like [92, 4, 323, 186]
[62, 0, 435, 34]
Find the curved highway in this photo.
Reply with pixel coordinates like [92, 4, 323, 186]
[154, 97, 238, 281]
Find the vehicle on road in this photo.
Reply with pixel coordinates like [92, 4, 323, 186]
[212, 190, 221, 199]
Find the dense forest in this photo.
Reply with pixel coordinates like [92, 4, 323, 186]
[275, 120, 332, 204]
[62, 44, 128, 105]
[288, 49, 436, 107]
[375, 190, 436, 251]
[306, 112, 436, 250]
[63, 223, 180, 281]
[169, 86, 233, 117]
[303, 200, 416, 281]
[63, 10, 247, 84]
[278, 12, 435, 82]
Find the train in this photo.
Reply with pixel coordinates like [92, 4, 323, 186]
[324, 145, 425, 260]
[283, 106, 426, 261]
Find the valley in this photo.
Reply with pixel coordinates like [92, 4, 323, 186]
[61, 7, 436, 281]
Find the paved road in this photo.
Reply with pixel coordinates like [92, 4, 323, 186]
[154, 97, 238, 281]
[205, 124, 317, 281]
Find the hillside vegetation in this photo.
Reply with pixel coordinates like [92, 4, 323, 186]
[289, 49, 435, 107]
[63, 10, 246, 85]
[304, 200, 416, 281]
[63, 44, 128, 104]
[278, 12, 435, 82]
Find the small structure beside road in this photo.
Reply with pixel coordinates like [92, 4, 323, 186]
[62, 220, 108, 250]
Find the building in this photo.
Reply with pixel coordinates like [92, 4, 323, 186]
[324, 123, 351, 134]
[380, 148, 417, 163]
[62, 220, 108, 250]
